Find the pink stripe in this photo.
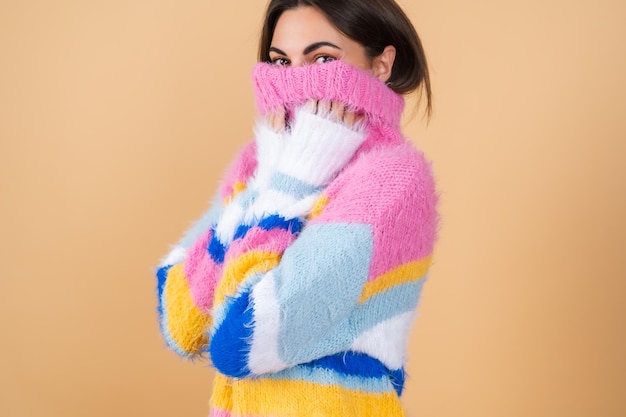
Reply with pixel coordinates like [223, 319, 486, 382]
[208, 408, 231, 417]
[209, 408, 262, 417]
[219, 142, 257, 200]
[225, 227, 297, 263]
[184, 230, 222, 311]
[310, 142, 438, 281]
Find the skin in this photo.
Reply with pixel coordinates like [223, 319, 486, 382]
[266, 6, 396, 131]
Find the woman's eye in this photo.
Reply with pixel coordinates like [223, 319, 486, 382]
[314, 55, 336, 64]
[271, 57, 290, 66]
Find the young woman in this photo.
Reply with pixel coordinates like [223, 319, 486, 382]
[156, 1, 438, 416]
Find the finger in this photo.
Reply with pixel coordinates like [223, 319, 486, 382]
[317, 100, 331, 117]
[343, 110, 355, 126]
[273, 107, 286, 131]
[304, 99, 317, 113]
[331, 101, 345, 122]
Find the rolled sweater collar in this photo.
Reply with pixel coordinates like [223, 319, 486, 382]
[252, 60, 405, 129]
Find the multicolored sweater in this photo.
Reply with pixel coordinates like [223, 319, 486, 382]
[156, 60, 438, 417]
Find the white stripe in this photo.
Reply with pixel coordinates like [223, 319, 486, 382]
[253, 120, 286, 189]
[277, 109, 366, 186]
[160, 246, 187, 267]
[248, 271, 288, 374]
[349, 311, 415, 370]
[214, 202, 246, 244]
[244, 189, 315, 223]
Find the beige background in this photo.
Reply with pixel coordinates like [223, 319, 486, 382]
[1, 0, 625, 416]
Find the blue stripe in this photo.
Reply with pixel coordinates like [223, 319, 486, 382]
[210, 272, 263, 335]
[209, 290, 254, 378]
[269, 172, 323, 199]
[156, 265, 173, 319]
[258, 214, 303, 234]
[389, 368, 406, 396]
[233, 224, 252, 240]
[297, 352, 405, 396]
[232, 215, 303, 241]
[207, 230, 226, 263]
[305, 351, 389, 378]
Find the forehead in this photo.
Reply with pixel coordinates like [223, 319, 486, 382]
[271, 6, 346, 49]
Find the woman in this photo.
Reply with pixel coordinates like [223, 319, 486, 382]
[156, 1, 438, 416]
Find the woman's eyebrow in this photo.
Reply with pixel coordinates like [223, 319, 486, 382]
[269, 46, 288, 56]
[303, 41, 341, 55]
[269, 42, 341, 56]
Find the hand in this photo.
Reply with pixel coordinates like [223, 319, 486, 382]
[253, 107, 288, 190]
[302, 99, 365, 128]
[243, 99, 367, 224]
[271, 98, 368, 187]
[263, 100, 364, 134]
[266, 106, 287, 133]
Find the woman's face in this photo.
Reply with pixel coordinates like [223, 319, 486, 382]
[269, 6, 374, 72]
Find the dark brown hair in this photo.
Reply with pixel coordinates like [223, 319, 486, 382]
[259, 0, 432, 117]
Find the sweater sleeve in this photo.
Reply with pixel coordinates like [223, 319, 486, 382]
[208, 141, 438, 378]
[156, 142, 257, 358]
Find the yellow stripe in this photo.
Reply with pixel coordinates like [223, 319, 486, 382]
[232, 181, 246, 198]
[359, 256, 432, 303]
[211, 373, 404, 417]
[307, 195, 329, 220]
[163, 264, 212, 354]
[224, 181, 247, 204]
[213, 251, 281, 309]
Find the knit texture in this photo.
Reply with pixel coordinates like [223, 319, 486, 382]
[253, 60, 405, 128]
[156, 60, 438, 417]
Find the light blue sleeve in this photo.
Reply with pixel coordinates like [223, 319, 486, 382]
[176, 193, 225, 250]
[209, 222, 375, 377]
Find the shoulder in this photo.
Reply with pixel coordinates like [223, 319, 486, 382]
[314, 140, 438, 224]
[310, 139, 439, 277]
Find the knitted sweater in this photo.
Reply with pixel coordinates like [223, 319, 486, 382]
[156, 60, 438, 417]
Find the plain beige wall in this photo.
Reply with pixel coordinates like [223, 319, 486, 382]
[1, 1, 625, 416]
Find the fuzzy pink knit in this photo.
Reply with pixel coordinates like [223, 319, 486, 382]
[252, 60, 405, 128]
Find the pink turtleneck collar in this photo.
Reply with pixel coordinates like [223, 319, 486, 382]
[252, 60, 405, 130]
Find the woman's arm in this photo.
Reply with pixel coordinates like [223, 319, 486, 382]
[208, 109, 438, 378]
[205, 102, 368, 376]
[156, 142, 258, 358]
